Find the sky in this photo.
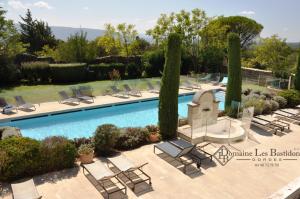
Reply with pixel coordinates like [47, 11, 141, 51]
[1, 0, 299, 42]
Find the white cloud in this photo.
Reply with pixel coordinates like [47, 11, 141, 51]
[33, 1, 53, 9]
[8, 0, 28, 10]
[283, 27, 289, 32]
[83, 6, 89, 10]
[8, 0, 53, 10]
[239, 10, 255, 16]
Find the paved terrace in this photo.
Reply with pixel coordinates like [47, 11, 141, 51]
[1, 121, 300, 199]
[0, 84, 222, 122]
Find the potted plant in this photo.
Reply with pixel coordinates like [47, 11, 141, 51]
[78, 144, 94, 164]
[146, 125, 160, 143]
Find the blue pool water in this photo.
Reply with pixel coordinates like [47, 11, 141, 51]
[0, 92, 225, 139]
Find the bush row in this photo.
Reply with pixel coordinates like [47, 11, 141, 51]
[0, 136, 76, 182]
[242, 89, 300, 116]
[19, 62, 144, 83]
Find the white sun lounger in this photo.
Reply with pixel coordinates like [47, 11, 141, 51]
[107, 155, 151, 191]
[11, 179, 42, 199]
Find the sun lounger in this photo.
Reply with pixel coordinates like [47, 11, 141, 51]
[147, 82, 159, 94]
[274, 110, 300, 123]
[180, 80, 194, 90]
[154, 140, 203, 173]
[255, 115, 290, 131]
[280, 109, 300, 116]
[82, 161, 127, 198]
[71, 87, 94, 103]
[251, 117, 281, 134]
[110, 86, 128, 98]
[0, 97, 17, 114]
[78, 85, 94, 97]
[11, 179, 42, 199]
[123, 84, 142, 97]
[58, 91, 80, 105]
[200, 74, 212, 82]
[107, 155, 151, 191]
[14, 96, 36, 111]
[219, 77, 228, 86]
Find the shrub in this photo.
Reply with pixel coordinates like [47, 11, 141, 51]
[40, 136, 76, 172]
[50, 63, 87, 83]
[244, 98, 265, 116]
[72, 137, 93, 148]
[159, 33, 182, 140]
[294, 50, 300, 90]
[88, 63, 126, 80]
[242, 88, 252, 96]
[262, 91, 273, 99]
[143, 49, 165, 77]
[278, 90, 300, 108]
[225, 33, 242, 113]
[0, 137, 41, 181]
[0, 57, 20, 85]
[115, 128, 149, 150]
[181, 52, 193, 75]
[127, 63, 143, 79]
[94, 124, 120, 155]
[78, 144, 94, 155]
[270, 100, 279, 111]
[145, 125, 159, 133]
[262, 100, 272, 114]
[273, 96, 287, 108]
[21, 61, 50, 83]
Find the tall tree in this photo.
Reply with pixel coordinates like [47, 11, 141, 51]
[117, 23, 137, 57]
[147, 9, 209, 71]
[96, 23, 121, 56]
[0, 7, 25, 83]
[225, 33, 242, 114]
[294, 49, 300, 90]
[159, 33, 182, 140]
[19, 9, 56, 54]
[202, 16, 263, 49]
[244, 35, 294, 77]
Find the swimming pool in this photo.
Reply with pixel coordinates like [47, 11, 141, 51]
[0, 91, 225, 139]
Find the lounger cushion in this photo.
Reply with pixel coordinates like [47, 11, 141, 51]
[11, 179, 41, 199]
[107, 155, 134, 171]
[155, 142, 182, 157]
[83, 161, 113, 181]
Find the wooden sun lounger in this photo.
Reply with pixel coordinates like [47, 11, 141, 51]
[82, 161, 127, 199]
[256, 115, 290, 131]
[110, 86, 128, 98]
[11, 179, 42, 199]
[251, 117, 282, 134]
[107, 155, 151, 191]
[274, 110, 300, 124]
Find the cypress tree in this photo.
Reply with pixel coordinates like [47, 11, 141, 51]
[225, 33, 242, 113]
[294, 49, 300, 91]
[159, 33, 182, 140]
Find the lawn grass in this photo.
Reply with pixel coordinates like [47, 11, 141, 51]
[0, 78, 161, 104]
[0, 77, 269, 104]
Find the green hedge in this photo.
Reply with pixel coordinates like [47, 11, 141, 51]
[0, 136, 76, 182]
[21, 61, 50, 83]
[88, 63, 126, 80]
[50, 63, 87, 83]
[279, 89, 300, 108]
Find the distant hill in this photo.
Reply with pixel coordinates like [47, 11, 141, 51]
[287, 42, 300, 49]
[50, 26, 105, 41]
